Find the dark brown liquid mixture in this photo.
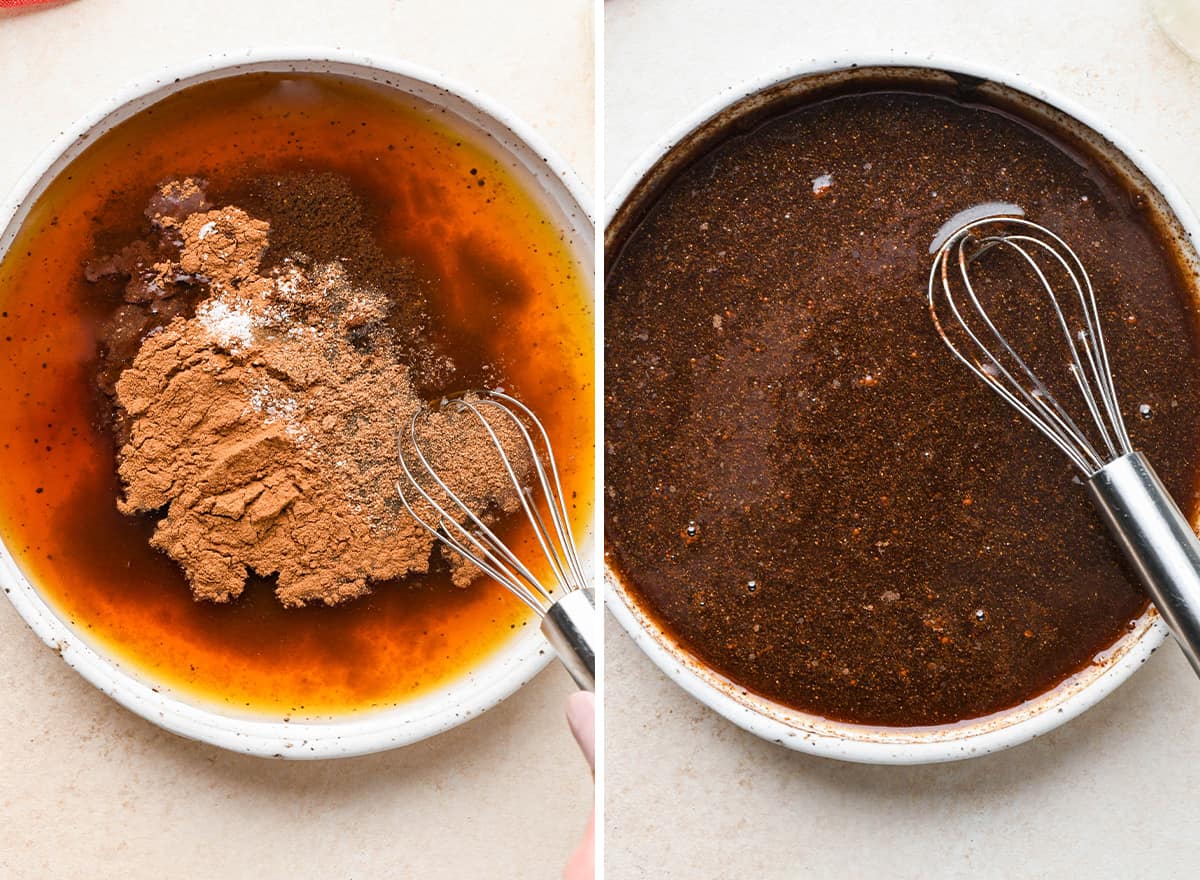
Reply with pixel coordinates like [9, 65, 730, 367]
[0, 73, 593, 715]
[605, 89, 1200, 727]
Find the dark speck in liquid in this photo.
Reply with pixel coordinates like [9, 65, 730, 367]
[605, 89, 1200, 727]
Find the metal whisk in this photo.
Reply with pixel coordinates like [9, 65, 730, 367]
[395, 389, 595, 690]
[929, 215, 1200, 676]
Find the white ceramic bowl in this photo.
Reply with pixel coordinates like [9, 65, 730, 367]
[0, 49, 594, 759]
[605, 53, 1199, 764]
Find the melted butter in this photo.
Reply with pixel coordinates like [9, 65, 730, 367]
[0, 73, 594, 717]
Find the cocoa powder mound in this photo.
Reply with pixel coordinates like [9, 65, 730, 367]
[176, 207, 270, 285]
[108, 186, 526, 607]
[238, 171, 454, 391]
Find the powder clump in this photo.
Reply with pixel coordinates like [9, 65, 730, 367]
[106, 183, 525, 607]
[176, 206, 270, 286]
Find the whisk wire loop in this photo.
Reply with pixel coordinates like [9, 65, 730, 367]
[500, 392, 589, 591]
[466, 395, 587, 594]
[395, 389, 583, 615]
[934, 240, 1094, 473]
[396, 417, 550, 613]
[954, 236, 1102, 465]
[437, 397, 557, 593]
[929, 216, 1133, 477]
[980, 234, 1116, 464]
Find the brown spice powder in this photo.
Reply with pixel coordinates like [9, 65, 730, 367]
[109, 184, 525, 607]
[176, 207, 270, 286]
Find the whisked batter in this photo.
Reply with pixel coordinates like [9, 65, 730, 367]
[605, 87, 1200, 726]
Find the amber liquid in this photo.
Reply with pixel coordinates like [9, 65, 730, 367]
[0, 73, 593, 717]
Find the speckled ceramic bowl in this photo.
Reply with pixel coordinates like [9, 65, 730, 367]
[605, 54, 1199, 764]
[0, 49, 594, 759]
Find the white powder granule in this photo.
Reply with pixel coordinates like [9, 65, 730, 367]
[246, 383, 299, 423]
[197, 299, 255, 353]
[274, 269, 304, 298]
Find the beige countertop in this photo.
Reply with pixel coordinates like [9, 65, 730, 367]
[605, 1, 1200, 877]
[0, 1, 594, 878]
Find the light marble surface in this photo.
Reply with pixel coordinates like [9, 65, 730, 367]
[0, 2, 593, 878]
[605, 1, 1200, 878]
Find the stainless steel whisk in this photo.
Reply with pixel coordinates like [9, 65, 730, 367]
[395, 389, 595, 690]
[929, 215, 1200, 676]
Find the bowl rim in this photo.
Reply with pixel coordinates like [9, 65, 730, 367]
[603, 49, 1193, 764]
[0, 47, 594, 759]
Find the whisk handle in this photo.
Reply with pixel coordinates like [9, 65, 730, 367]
[541, 588, 596, 691]
[1087, 451, 1200, 677]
